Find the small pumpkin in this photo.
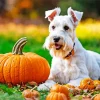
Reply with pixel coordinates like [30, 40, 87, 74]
[0, 37, 50, 85]
[79, 78, 95, 90]
[46, 92, 68, 100]
[94, 80, 100, 87]
[22, 89, 40, 100]
[93, 94, 100, 100]
[50, 84, 70, 100]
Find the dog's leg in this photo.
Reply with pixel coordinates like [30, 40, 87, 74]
[38, 58, 64, 90]
[67, 61, 90, 86]
[37, 71, 56, 91]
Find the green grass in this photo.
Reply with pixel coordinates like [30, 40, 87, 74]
[79, 38, 100, 53]
[0, 83, 49, 100]
[0, 84, 24, 100]
[0, 35, 100, 100]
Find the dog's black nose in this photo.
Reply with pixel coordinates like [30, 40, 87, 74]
[53, 37, 60, 42]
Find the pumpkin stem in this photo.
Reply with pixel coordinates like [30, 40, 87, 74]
[87, 81, 90, 85]
[12, 37, 27, 55]
[31, 86, 38, 92]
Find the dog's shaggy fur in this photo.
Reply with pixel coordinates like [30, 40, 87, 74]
[38, 7, 100, 90]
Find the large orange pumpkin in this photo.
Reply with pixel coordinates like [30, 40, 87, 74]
[79, 78, 95, 90]
[50, 84, 70, 100]
[0, 37, 50, 85]
[46, 92, 68, 100]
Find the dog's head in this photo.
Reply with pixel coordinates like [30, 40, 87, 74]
[43, 7, 83, 58]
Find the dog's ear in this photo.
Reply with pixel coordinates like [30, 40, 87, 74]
[45, 7, 61, 22]
[68, 7, 83, 26]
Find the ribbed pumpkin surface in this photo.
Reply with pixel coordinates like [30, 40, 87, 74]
[94, 94, 100, 100]
[80, 78, 95, 90]
[50, 84, 70, 100]
[0, 37, 50, 85]
[46, 92, 68, 100]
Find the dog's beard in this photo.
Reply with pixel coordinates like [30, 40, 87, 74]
[50, 41, 73, 58]
[50, 45, 70, 58]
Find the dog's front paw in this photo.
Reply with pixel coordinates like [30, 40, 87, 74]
[37, 83, 50, 91]
[37, 80, 56, 91]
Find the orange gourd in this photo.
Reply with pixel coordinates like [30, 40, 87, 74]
[50, 84, 70, 100]
[46, 92, 68, 100]
[79, 78, 95, 90]
[22, 89, 40, 100]
[94, 80, 100, 87]
[0, 37, 50, 85]
[93, 94, 100, 100]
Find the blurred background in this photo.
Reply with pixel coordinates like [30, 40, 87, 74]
[0, 0, 100, 64]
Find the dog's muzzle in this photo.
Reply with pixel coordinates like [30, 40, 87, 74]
[53, 36, 62, 50]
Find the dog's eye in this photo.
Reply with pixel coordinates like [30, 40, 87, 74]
[64, 25, 69, 31]
[52, 26, 55, 30]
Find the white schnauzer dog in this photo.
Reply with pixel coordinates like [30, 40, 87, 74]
[38, 7, 100, 90]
